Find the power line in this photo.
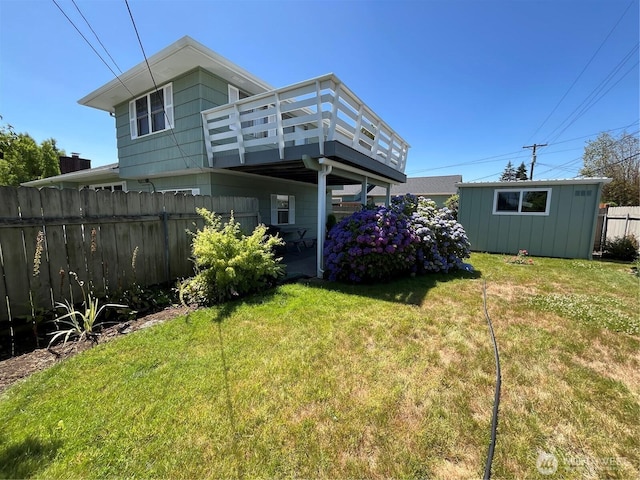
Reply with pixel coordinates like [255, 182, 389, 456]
[525, 0, 636, 144]
[547, 57, 639, 145]
[123, 0, 202, 172]
[544, 42, 639, 144]
[71, 0, 123, 74]
[408, 122, 639, 177]
[51, 0, 134, 98]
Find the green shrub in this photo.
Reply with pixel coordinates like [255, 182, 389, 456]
[180, 209, 285, 305]
[603, 235, 639, 262]
[444, 194, 459, 220]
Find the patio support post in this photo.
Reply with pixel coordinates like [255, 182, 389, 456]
[385, 184, 391, 206]
[316, 162, 332, 278]
[361, 177, 368, 207]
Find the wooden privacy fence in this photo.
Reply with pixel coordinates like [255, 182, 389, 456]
[0, 186, 259, 321]
[595, 206, 640, 251]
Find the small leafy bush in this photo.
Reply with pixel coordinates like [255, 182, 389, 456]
[603, 235, 639, 262]
[505, 249, 534, 265]
[180, 209, 285, 305]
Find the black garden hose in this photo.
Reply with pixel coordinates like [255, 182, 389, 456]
[483, 280, 502, 480]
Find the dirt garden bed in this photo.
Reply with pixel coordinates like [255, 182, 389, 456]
[0, 305, 192, 394]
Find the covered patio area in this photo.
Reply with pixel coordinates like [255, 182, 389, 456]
[280, 244, 317, 281]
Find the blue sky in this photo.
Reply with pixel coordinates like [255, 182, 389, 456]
[1, 0, 638, 182]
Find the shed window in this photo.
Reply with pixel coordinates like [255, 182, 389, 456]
[493, 188, 551, 215]
[129, 83, 174, 139]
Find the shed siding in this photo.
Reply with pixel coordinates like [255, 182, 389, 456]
[115, 68, 229, 178]
[459, 183, 601, 259]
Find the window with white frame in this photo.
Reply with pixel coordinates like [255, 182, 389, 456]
[271, 194, 295, 225]
[129, 83, 174, 139]
[159, 188, 201, 195]
[493, 188, 551, 215]
[87, 182, 127, 192]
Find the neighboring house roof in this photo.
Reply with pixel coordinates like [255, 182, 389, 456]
[333, 175, 462, 197]
[78, 36, 275, 112]
[22, 163, 120, 188]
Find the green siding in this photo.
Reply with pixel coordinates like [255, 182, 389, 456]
[115, 67, 228, 179]
[459, 182, 602, 259]
[208, 172, 319, 239]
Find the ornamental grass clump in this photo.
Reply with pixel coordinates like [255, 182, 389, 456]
[392, 195, 472, 273]
[323, 207, 418, 283]
[180, 208, 285, 305]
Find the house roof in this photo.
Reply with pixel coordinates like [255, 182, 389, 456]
[458, 177, 612, 188]
[22, 163, 120, 187]
[333, 175, 462, 197]
[78, 36, 274, 112]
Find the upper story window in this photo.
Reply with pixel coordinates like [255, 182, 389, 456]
[493, 188, 551, 215]
[129, 83, 174, 139]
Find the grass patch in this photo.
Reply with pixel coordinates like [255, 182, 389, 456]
[0, 253, 638, 479]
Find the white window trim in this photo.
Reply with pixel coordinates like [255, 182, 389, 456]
[129, 83, 174, 140]
[270, 194, 295, 225]
[87, 181, 127, 192]
[159, 188, 201, 195]
[492, 188, 552, 216]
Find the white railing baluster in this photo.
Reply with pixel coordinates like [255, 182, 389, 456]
[328, 82, 341, 141]
[200, 73, 409, 173]
[353, 104, 364, 151]
[233, 103, 245, 164]
[315, 79, 324, 155]
[274, 92, 285, 159]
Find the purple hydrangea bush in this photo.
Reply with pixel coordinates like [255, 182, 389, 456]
[323, 207, 418, 282]
[323, 195, 472, 283]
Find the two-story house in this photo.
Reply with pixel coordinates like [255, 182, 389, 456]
[24, 36, 410, 277]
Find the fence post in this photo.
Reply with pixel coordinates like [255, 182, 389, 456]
[162, 211, 170, 284]
[624, 213, 630, 237]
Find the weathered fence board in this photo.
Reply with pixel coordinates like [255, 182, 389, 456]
[0, 187, 259, 326]
[604, 206, 640, 241]
[595, 206, 640, 252]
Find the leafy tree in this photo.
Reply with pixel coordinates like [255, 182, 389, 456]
[499, 161, 517, 181]
[515, 161, 529, 181]
[0, 119, 63, 186]
[580, 131, 639, 206]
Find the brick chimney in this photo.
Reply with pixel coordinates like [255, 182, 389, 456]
[59, 153, 91, 174]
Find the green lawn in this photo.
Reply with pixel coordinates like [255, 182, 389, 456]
[1, 253, 638, 479]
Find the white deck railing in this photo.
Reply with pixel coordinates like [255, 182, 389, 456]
[201, 73, 409, 173]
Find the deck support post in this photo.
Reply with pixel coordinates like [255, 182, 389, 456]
[316, 161, 332, 278]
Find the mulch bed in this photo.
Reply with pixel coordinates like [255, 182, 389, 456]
[0, 306, 192, 394]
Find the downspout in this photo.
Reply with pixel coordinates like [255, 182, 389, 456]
[316, 163, 332, 278]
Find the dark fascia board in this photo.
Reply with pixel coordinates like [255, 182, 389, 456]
[322, 141, 406, 183]
[211, 142, 406, 184]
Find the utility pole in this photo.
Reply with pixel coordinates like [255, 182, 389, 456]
[523, 143, 547, 180]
